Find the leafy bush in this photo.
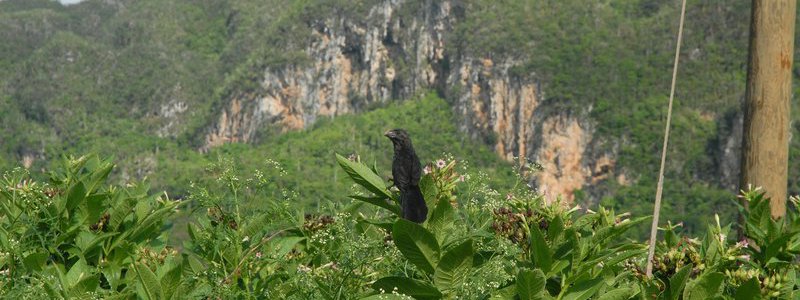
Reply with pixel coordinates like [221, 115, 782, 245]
[0, 155, 182, 298]
[2, 154, 799, 299]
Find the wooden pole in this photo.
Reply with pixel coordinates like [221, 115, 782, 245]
[741, 0, 796, 218]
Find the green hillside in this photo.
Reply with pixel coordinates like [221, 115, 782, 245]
[1, 0, 799, 237]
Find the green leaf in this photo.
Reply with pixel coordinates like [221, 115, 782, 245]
[590, 216, 650, 246]
[350, 195, 401, 215]
[667, 264, 693, 300]
[683, 272, 724, 300]
[529, 225, 552, 272]
[427, 197, 455, 243]
[160, 259, 183, 300]
[65, 258, 92, 288]
[419, 175, 438, 210]
[547, 215, 564, 242]
[85, 194, 106, 223]
[134, 262, 164, 300]
[372, 276, 442, 300]
[561, 276, 604, 300]
[186, 254, 206, 274]
[336, 154, 392, 199]
[65, 181, 87, 213]
[392, 219, 440, 274]
[273, 236, 305, 258]
[360, 294, 413, 300]
[734, 278, 762, 300]
[23, 251, 48, 272]
[434, 239, 473, 290]
[109, 196, 135, 231]
[517, 269, 546, 300]
[597, 287, 637, 300]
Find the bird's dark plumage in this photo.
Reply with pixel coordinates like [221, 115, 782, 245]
[385, 129, 428, 223]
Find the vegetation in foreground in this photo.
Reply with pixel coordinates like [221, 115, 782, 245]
[1, 154, 798, 299]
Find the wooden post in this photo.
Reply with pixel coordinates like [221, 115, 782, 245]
[741, 0, 796, 218]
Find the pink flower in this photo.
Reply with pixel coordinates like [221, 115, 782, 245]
[423, 165, 432, 174]
[458, 175, 465, 182]
[736, 240, 749, 249]
[739, 254, 750, 261]
[436, 159, 446, 169]
[255, 252, 263, 259]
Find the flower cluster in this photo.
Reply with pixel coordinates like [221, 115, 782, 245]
[491, 206, 546, 248]
[649, 238, 704, 277]
[303, 214, 335, 233]
[425, 155, 463, 205]
[136, 247, 178, 272]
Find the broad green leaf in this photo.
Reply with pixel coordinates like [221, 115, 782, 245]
[428, 197, 455, 244]
[517, 269, 546, 300]
[336, 154, 392, 199]
[134, 262, 164, 300]
[360, 294, 413, 300]
[529, 225, 552, 272]
[358, 219, 394, 232]
[489, 284, 518, 300]
[419, 175, 438, 210]
[561, 276, 604, 300]
[186, 254, 206, 274]
[23, 251, 48, 271]
[734, 278, 762, 300]
[65, 181, 87, 213]
[590, 217, 650, 246]
[65, 258, 92, 288]
[547, 215, 564, 242]
[160, 258, 183, 300]
[71, 274, 100, 296]
[434, 239, 473, 290]
[667, 264, 693, 300]
[85, 194, 106, 223]
[129, 203, 178, 242]
[392, 219, 440, 274]
[372, 276, 442, 300]
[273, 236, 306, 258]
[597, 287, 637, 300]
[85, 160, 113, 192]
[683, 272, 724, 300]
[109, 196, 135, 231]
[350, 195, 401, 215]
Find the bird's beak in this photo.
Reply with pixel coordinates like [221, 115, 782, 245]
[384, 130, 394, 138]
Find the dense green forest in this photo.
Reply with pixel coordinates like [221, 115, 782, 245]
[0, 0, 798, 247]
[2, 0, 800, 298]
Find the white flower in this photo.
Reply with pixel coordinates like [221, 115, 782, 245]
[423, 165, 432, 174]
[458, 175, 465, 182]
[436, 159, 446, 169]
[719, 233, 727, 243]
[298, 264, 312, 273]
[255, 252, 262, 259]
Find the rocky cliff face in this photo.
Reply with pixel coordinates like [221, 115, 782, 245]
[203, 0, 617, 202]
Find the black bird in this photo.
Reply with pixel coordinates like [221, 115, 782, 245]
[385, 129, 428, 223]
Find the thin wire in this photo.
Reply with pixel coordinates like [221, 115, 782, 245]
[646, 0, 688, 278]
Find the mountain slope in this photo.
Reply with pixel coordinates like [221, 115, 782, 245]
[2, 0, 800, 235]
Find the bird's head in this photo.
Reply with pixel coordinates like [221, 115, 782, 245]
[384, 129, 413, 148]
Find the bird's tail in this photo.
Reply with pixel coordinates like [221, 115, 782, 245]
[402, 185, 428, 223]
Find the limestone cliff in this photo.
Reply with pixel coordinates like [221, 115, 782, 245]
[203, 0, 616, 202]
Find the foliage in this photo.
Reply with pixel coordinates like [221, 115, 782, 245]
[2, 155, 800, 298]
[2, 0, 800, 239]
[0, 155, 182, 298]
